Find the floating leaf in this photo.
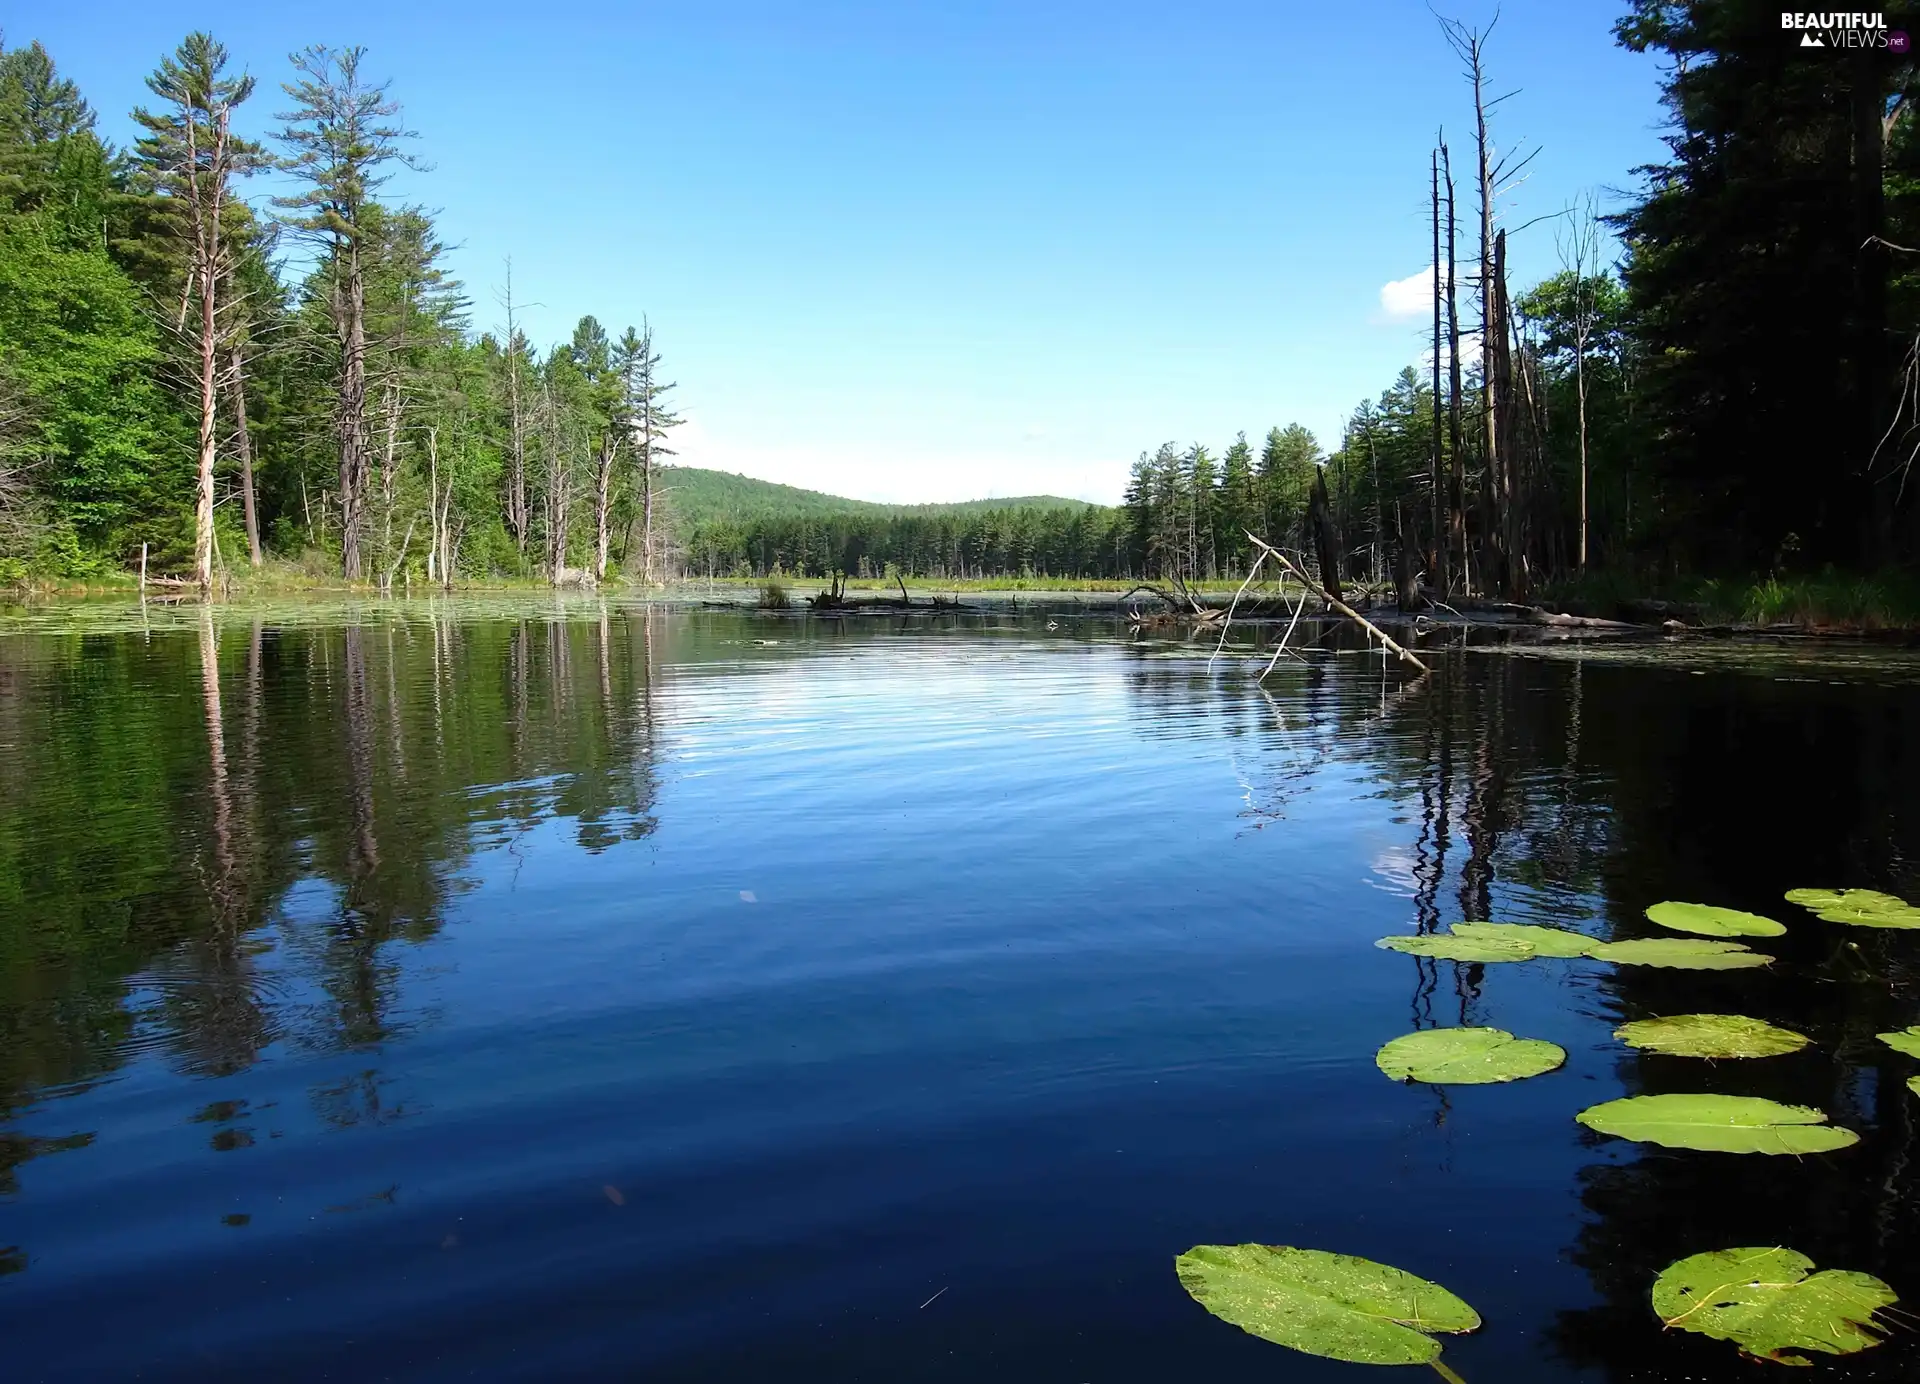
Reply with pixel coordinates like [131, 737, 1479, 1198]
[1376, 1027, 1567, 1085]
[1615, 1014, 1809, 1059]
[1585, 938, 1773, 970]
[1575, 1094, 1858, 1154]
[1879, 1026, 1920, 1059]
[1650, 1246, 1897, 1365]
[1376, 933, 1536, 963]
[1645, 901, 1785, 938]
[1451, 921, 1595, 957]
[1910, 1076, 1920, 1100]
[1173, 1244, 1480, 1366]
[1786, 887, 1903, 911]
[1784, 887, 1920, 929]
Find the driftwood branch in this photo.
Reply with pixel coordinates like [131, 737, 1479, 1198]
[1244, 532, 1431, 674]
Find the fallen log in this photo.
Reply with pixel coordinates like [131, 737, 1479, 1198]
[1519, 606, 1649, 630]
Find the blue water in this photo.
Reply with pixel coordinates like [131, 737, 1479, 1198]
[1, 605, 1916, 1380]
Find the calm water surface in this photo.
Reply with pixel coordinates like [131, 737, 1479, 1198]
[2, 601, 1919, 1381]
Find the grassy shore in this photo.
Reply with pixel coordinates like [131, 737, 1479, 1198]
[1539, 570, 1920, 633]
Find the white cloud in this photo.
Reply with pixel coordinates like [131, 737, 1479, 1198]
[1379, 266, 1442, 321]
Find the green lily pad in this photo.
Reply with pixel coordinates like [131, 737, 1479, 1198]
[1584, 938, 1773, 970]
[1645, 901, 1786, 938]
[1785, 887, 1920, 928]
[1615, 1014, 1809, 1059]
[1376, 1027, 1567, 1084]
[1650, 1246, 1897, 1365]
[1173, 1244, 1480, 1366]
[1910, 1075, 1920, 1100]
[1786, 887, 1904, 911]
[1451, 921, 1595, 957]
[1878, 1026, 1920, 1058]
[1575, 1093, 1858, 1154]
[1376, 933, 1536, 963]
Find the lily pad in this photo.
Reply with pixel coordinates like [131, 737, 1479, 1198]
[1645, 901, 1785, 938]
[1575, 1093, 1858, 1154]
[1376, 933, 1536, 963]
[1173, 1244, 1480, 1366]
[1650, 1246, 1897, 1365]
[1910, 1076, 1920, 1100]
[1785, 887, 1920, 929]
[1584, 938, 1773, 970]
[1376, 1027, 1567, 1084]
[1615, 1014, 1809, 1059]
[1451, 921, 1596, 957]
[1878, 1026, 1920, 1058]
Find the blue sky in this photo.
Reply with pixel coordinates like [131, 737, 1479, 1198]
[25, 1, 1665, 504]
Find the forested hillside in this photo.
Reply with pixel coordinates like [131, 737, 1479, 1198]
[6, 9, 1920, 594]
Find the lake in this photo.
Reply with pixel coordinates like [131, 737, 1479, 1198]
[1, 599, 1918, 1381]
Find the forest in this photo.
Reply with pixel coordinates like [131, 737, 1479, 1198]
[3, 4, 1919, 595]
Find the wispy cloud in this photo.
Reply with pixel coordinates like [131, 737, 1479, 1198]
[1379, 265, 1445, 321]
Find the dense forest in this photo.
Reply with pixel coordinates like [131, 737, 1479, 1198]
[0, 33, 681, 591]
[3, 8, 1918, 592]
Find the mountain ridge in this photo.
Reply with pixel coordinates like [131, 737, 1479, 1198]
[659, 466, 1108, 527]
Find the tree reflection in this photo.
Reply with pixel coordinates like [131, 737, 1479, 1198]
[0, 603, 668, 1171]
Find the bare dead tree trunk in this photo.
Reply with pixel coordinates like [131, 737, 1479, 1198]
[503, 262, 530, 558]
[593, 430, 614, 581]
[1442, 140, 1467, 594]
[1430, 141, 1446, 595]
[338, 235, 370, 581]
[1308, 467, 1344, 607]
[1492, 229, 1524, 596]
[227, 345, 262, 566]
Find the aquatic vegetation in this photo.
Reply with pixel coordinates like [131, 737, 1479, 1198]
[1376, 932, 1538, 962]
[1574, 1094, 1858, 1154]
[1650, 1247, 1897, 1365]
[1643, 901, 1784, 938]
[1582, 938, 1772, 969]
[1174, 1244, 1480, 1371]
[1449, 921, 1595, 957]
[1614, 1014, 1808, 1059]
[1375, 1028, 1566, 1085]
[1784, 887, 1920, 928]
[1878, 1026, 1920, 1058]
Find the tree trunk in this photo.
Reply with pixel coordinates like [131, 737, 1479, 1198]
[1309, 467, 1343, 607]
[1854, 53, 1893, 561]
[228, 348, 261, 566]
[1430, 142, 1446, 595]
[1442, 142, 1467, 594]
[194, 241, 219, 593]
[339, 237, 369, 582]
[593, 431, 614, 581]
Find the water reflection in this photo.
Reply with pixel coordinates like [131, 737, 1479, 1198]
[0, 609, 1917, 1381]
[0, 601, 666, 1210]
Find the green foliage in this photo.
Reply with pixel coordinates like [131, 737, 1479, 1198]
[1375, 1027, 1565, 1084]
[1583, 938, 1771, 969]
[1377, 931, 1539, 962]
[1575, 1094, 1858, 1154]
[1643, 901, 1786, 938]
[1173, 1244, 1480, 1366]
[1650, 1247, 1896, 1365]
[1615, 1014, 1810, 1059]
[1878, 1026, 1920, 1058]
[1450, 920, 1596, 957]
[1785, 886, 1920, 928]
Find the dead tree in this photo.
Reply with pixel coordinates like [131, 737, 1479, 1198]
[1308, 466, 1344, 606]
[134, 34, 262, 593]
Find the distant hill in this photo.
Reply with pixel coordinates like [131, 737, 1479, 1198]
[659, 466, 1102, 527]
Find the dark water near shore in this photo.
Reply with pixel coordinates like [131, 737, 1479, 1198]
[3, 601, 1920, 1381]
